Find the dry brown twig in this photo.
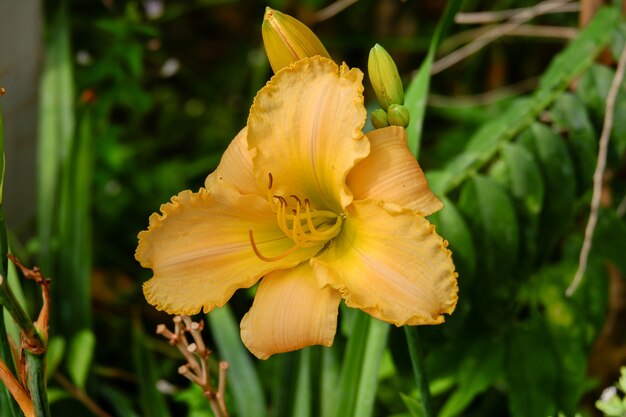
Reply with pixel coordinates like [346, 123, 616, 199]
[157, 316, 229, 417]
[455, 2, 579, 24]
[439, 24, 578, 55]
[314, 0, 358, 23]
[432, 0, 575, 74]
[566, 43, 626, 297]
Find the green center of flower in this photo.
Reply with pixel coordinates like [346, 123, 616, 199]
[249, 195, 343, 262]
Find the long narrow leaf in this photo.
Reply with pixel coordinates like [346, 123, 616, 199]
[0, 109, 20, 417]
[37, 1, 75, 278]
[353, 319, 390, 417]
[131, 318, 171, 417]
[332, 312, 389, 417]
[208, 306, 267, 417]
[292, 348, 312, 417]
[57, 110, 92, 337]
[405, 0, 467, 157]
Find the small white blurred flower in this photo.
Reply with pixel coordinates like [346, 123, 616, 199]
[159, 58, 180, 78]
[144, 0, 164, 20]
[600, 386, 618, 402]
[76, 50, 93, 66]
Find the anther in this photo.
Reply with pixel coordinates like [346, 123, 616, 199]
[268, 173, 273, 189]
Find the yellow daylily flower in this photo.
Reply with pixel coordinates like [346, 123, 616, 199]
[136, 56, 458, 360]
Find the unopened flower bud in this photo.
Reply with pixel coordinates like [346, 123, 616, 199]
[387, 104, 410, 128]
[262, 7, 331, 73]
[371, 109, 389, 129]
[368, 44, 404, 110]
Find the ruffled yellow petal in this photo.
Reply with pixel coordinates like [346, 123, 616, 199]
[312, 200, 457, 326]
[136, 184, 323, 315]
[347, 126, 443, 216]
[240, 263, 340, 359]
[248, 56, 369, 212]
[205, 127, 263, 197]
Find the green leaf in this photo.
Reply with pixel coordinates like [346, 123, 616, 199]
[292, 348, 312, 417]
[56, 110, 93, 337]
[208, 305, 267, 417]
[438, 337, 504, 417]
[401, 393, 426, 417]
[429, 197, 476, 283]
[353, 319, 390, 417]
[405, 0, 467, 157]
[458, 175, 519, 278]
[549, 93, 597, 190]
[505, 320, 558, 417]
[67, 329, 95, 389]
[37, 1, 75, 277]
[500, 143, 544, 216]
[131, 319, 171, 417]
[437, 7, 620, 194]
[594, 208, 626, 277]
[0, 110, 20, 417]
[96, 384, 141, 417]
[331, 312, 389, 417]
[320, 346, 339, 417]
[518, 123, 576, 257]
[499, 142, 544, 267]
[46, 336, 66, 381]
[578, 63, 626, 155]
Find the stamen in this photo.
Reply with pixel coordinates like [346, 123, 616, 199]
[249, 229, 300, 262]
[268, 173, 273, 190]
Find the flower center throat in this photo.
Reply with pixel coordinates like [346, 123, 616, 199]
[249, 194, 343, 262]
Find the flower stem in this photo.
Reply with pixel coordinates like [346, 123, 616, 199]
[25, 351, 51, 417]
[404, 327, 433, 417]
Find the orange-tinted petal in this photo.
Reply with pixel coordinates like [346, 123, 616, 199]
[312, 200, 457, 326]
[136, 184, 322, 315]
[347, 126, 442, 216]
[240, 263, 340, 359]
[248, 56, 369, 212]
[205, 127, 264, 197]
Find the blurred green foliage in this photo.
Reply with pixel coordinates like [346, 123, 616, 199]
[0, 0, 625, 416]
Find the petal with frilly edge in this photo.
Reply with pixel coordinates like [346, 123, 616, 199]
[136, 183, 323, 315]
[347, 126, 443, 216]
[248, 56, 370, 212]
[312, 200, 458, 326]
[205, 127, 263, 197]
[240, 263, 341, 359]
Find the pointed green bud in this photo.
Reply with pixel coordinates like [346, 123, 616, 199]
[387, 104, 410, 128]
[262, 7, 331, 73]
[368, 44, 404, 110]
[371, 109, 390, 129]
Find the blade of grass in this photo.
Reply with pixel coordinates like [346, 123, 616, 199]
[0, 109, 21, 417]
[405, 327, 433, 417]
[353, 319, 390, 417]
[131, 317, 171, 417]
[292, 348, 312, 417]
[320, 347, 339, 417]
[57, 109, 92, 337]
[331, 311, 389, 417]
[208, 306, 267, 417]
[405, 0, 467, 158]
[37, 0, 75, 278]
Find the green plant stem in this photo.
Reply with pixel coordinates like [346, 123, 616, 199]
[404, 327, 433, 417]
[0, 279, 37, 344]
[26, 351, 51, 417]
[0, 308, 21, 417]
